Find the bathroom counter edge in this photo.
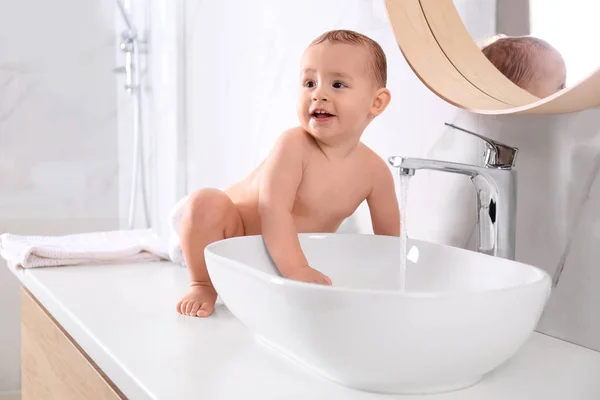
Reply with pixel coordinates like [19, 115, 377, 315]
[8, 261, 600, 400]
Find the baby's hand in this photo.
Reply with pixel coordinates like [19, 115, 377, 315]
[286, 266, 332, 286]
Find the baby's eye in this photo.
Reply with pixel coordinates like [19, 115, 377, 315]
[332, 81, 346, 89]
[304, 80, 316, 88]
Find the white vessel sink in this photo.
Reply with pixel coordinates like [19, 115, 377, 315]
[205, 233, 551, 394]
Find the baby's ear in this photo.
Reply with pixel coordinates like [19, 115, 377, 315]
[370, 88, 391, 117]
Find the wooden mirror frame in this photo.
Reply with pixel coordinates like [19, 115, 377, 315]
[384, 0, 600, 114]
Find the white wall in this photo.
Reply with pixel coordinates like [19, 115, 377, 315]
[0, 0, 120, 394]
[530, 0, 600, 86]
[116, 0, 187, 240]
[455, 0, 497, 41]
[182, 0, 600, 351]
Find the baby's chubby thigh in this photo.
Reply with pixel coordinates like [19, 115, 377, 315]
[181, 188, 245, 238]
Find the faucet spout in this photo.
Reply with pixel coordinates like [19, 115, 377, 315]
[388, 156, 517, 260]
[389, 156, 491, 178]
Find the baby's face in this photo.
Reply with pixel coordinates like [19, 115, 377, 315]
[297, 42, 378, 141]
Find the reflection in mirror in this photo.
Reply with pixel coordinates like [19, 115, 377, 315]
[480, 35, 566, 98]
[455, 0, 600, 98]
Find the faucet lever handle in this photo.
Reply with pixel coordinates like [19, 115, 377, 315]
[444, 123, 518, 169]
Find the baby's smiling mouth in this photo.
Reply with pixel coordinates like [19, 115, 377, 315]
[311, 110, 335, 119]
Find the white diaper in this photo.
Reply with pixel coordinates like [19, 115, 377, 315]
[167, 194, 189, 265]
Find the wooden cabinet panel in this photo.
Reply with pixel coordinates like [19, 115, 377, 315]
[21, 288, 125, 400]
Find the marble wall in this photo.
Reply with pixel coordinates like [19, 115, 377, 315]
[0, 0, 120, 393]
[182, 0, 600, 352]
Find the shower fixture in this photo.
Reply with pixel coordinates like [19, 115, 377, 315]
[115, 0, 151, 229]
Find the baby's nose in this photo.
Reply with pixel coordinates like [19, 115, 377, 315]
[311, 92, 328, 101]
[311, 84, 329, 101]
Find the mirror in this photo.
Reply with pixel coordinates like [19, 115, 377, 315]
[456, 0, 599, 96]
[384, 0, 600, 115]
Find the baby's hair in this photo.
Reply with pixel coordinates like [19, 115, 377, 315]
[310, 29, 387, 88]
[481, 35, 556, 90]
[477, 33, 507, 49]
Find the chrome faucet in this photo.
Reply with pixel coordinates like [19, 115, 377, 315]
[388, 123, 519, 260]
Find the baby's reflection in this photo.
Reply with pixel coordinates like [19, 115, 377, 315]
[481, 35, 566, 98]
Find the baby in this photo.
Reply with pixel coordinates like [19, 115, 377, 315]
[481, 35, 566, 98]
[176, 29, 400, 317]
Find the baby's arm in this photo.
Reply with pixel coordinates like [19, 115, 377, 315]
[259, 130, 331, 284]
[366, 158, 400, 236]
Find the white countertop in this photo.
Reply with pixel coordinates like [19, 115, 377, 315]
[9, 261, 600, 400]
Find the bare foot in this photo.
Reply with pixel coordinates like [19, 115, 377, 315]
[176, 283, 218, 317]
[287, 266, 332, 285]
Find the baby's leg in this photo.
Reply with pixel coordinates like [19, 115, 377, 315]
[176, 188, 244, 317]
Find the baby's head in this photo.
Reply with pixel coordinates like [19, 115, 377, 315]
[297, 30, 391, 145]
[481, 36, 566, 98]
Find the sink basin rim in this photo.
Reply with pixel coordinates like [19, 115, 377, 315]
[204, 233, 552, 298]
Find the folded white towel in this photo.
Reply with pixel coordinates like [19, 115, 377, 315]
[0, 229, 169, 269]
